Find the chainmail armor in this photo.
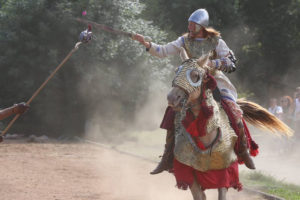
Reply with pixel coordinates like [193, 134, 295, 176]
[184, 35, 219, 59]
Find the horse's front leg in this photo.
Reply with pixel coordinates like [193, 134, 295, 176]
[190, 178, 206, 200]
[218, 187, 228, 200]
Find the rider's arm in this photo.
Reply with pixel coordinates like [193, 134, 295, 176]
[0, 106, 15, 120]
[147, 36, 184, 58]
[133, 34, 183, 58]
[0, 103, 29, 120]
[210, 39, 237, 73]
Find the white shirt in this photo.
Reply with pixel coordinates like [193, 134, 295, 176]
[295, 99, 300, 113]
[268, 106, 283, 116]
[148, 36, 230, 59]
[294, 98, 300, 121]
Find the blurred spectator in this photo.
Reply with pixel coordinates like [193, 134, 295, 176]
[268, 98, 283, 119]
[294, 87, 300, 118]
[293, 87, 300, 138]
[280, 95, 294, 126]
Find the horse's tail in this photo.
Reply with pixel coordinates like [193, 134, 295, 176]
[237, 99, 293, 137]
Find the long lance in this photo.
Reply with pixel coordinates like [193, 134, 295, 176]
[76, 18, 152, 41]
[0, 42, 83, 139]
[76, 18, 133, 38]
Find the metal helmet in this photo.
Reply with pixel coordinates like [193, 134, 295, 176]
[188, 9, 209, 27]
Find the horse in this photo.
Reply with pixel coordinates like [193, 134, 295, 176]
[167, 48, 293, 200]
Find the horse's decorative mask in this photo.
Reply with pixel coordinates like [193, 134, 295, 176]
[172, 57, 238, 172]
[172, 59, 206, 95]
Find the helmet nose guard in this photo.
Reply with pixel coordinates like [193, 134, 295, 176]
[188, 9, 209, 27]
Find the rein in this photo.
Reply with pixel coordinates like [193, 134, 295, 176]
[207, 128, 221, 155]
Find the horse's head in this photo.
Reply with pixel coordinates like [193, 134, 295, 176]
[168, 49, 211, 111]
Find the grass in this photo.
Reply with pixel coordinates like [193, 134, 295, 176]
[240, 171, 300, 200]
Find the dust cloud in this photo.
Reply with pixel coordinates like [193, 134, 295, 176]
[80, 78, 299, 200]
[82, 89, 299, 199]
[132, 80, 170, 130]
[77, 28, 299, 200]
[222, 24, 300, 185]
[244, 127, 300, 185]
[92, 139, 263, 200]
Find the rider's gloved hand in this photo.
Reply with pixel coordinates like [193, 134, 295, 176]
[79, 25, 92, 43]
[132, 34, 152, 50]
[12, 102, 30, 114]
[212, 58, 236, 73]
[132, 34, 146, 44]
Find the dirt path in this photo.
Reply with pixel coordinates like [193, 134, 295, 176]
[0, 141, 265, 200]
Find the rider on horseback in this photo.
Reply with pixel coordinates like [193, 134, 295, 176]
[133, 8, 256, 173]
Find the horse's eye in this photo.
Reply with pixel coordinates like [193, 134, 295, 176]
[190, 69, 200, 83]
[186, 68, 203, 87]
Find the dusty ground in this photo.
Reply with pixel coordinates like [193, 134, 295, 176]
[0, 140, 265, 200]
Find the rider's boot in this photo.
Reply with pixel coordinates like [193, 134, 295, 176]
[150, 129, 175, 175]
[237, 122, 256, 170]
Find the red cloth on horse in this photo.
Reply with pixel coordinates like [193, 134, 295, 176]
[182, 110, 209, 150]
[182, 88, 214, 138]
[160, 106, 176, 131]
[160, 98, 259, 158]
[172, 108, 242, 191]
[221, 100, 259, 157]
[173, 159, 242, 191]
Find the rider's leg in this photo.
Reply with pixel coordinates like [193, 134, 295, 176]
[150, 129, 174, 174]
[151, 106, 176, 175]
[236, 120, 255, 169]
[218, 187, 227, 200]
[190, 178, 206, 200]
[221, 98, 255, 169]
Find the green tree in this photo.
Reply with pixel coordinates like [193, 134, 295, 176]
[238, 0, 300, 100]
[0, 0, 171, 137]
[142, 0, 240, 38]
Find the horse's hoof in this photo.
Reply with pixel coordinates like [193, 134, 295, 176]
[240, 154, 256, 169]
[0, 136, 3, 143]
